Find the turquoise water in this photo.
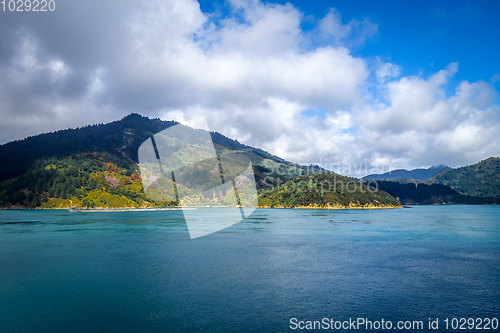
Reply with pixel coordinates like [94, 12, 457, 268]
[0, 206, 499, 332]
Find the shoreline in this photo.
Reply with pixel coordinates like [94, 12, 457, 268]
[1, 205, 403, 210]
[4, 203, 500, 211]
[69, 207, 194, 212]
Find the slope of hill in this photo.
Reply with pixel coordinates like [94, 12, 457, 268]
[426, 157, 500, 197]
[258, 173, 401, 209]
[0, 114, 358, 209]
[0, 114, 299, 183]
[362, 165, 450, 181]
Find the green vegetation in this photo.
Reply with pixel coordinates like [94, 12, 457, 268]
[258, 173, 401, 209]
[0, 113, 305, 184]
[0, 114, 340, 209]
[426, 157, 500, 198]
[0, 151, 358, 209]
[0, 153, 177, 209]
[362, 158, 500, 200]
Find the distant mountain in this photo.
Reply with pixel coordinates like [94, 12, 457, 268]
[426, 157, 500, 198]
[362, 165, 451, 181]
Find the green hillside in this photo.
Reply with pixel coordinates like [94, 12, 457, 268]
[0, 153, 152, 209]
[0, 114, 335, 209]
[258, 173, 401, 209]
[0, 114, 307, 183]
[426, 157, 500, 197]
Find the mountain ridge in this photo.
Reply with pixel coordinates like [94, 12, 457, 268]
[362, 165, 451, 181]
[0, 114, 297, 183]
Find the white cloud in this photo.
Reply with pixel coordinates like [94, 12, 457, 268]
[47, 60, 70, 82]
[376, 61, 401, 83]
[87, 67, 108, 97]
[318, 8, 378, 46]
[352, 63, 500, 174]
[9, 34, 70, 84]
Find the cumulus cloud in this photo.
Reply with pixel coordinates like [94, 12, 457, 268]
[353, 63, 500, 173]
[317, 8, 378, 47]
[376, 61, 401, 83]
[0, 0, 498, 176]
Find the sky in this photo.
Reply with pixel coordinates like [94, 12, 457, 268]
[0, 0, 499, 176]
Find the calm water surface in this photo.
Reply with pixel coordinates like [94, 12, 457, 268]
[0, 206, 499, 332]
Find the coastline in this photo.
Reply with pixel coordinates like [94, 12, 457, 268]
[257, 203, 402, 209]
[1, 204, 403, 210]
[4, 204, 500, 210]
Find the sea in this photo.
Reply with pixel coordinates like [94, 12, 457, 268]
[0, 206, 499, 332]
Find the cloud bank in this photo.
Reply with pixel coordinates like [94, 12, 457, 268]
[0, 0, 498, 176]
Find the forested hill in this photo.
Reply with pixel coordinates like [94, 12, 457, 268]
[0, 114, 330, 209]
[0, 114, 291, 183]
[258, 173, 401, 209]
[362, 158, 500, 198]
[427, 157, 500, 198]
[0, 114, 171, 182]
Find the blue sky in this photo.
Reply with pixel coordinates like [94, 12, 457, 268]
[0, 0, 499, 175]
